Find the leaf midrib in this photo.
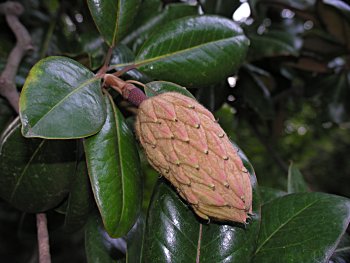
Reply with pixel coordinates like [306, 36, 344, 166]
[10, 139, 46, 201]
[112, 0, 121, 46]
[254, 199, 318, 254]
[30, 77, 98, 131]
[135, 35, 244, 66]
[111, 96, 125, 233]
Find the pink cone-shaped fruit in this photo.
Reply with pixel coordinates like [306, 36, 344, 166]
[135, 92, 252, 223]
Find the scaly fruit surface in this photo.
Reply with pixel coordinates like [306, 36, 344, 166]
[135, 92, 252, 223]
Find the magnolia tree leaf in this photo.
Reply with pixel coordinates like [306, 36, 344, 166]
[135, 16, 249, 88]
[145, 81, 195, 98]
[63, 160, 92, 232]
[141, 144, 261, 263]
[330, 233, 350, 263]
[253, 193, 350, 263]
[259, 187, 287, 205]
[85, 212, 126, 263]
[87, 0, 141, 46]
[125, 215, 146, 263]
[248, 30, 302, 61]
[84, 94, 142, 238]
[110, 44, 151, 83]
[0, 118, 76, 212]
[287, 162, 308, 193]
[236, 66, 274, 120]
[122, 3, 199, 52]
[200, 0, 241, 17]
[19, 56, 106, 139]
[196, 81, 230, 112]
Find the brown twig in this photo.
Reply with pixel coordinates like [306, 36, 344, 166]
[0, 1, 33, 113]
[36, 213, 51, 263]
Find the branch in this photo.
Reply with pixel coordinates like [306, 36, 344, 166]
[0, 1, 33, 113]
[36, 213, 51, 263]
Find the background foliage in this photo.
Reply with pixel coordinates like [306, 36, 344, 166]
[0, 0, 350, 262]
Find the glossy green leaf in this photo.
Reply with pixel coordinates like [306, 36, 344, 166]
[145, 81, 195, 98]
[328, 72, 350, 124]
[126, 215, 145, 263]
[127, 0, 161, 32]
[196, 81, 229, 112]
[122, 3, 199, 52]
[142, 143, 261, 263]
[19, 56, 106, 139]
[110, 44, 151, 83]
[135, 16, 249, 88]
[200, 0, 241, 17]
[110, 44, 136, 66]
[63, 160, 92, 232]
[84, 94, 142, 237]
[248, 30, 302, 61]
[287, 162, 308, 193]
[331, 233, 350, 263]
[0, 118, 76, 212]
[259, 186, 287, 205]
[87, 0, 141, 46]
[237, 65, 274, 120]
[85, 212, 126, 263]
[253, 193, 350, 263]
[80, 33, 108, 71]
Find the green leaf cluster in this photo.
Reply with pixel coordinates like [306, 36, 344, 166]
[0, 0, 349, 262]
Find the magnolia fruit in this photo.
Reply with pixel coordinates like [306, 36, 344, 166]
[135, 92, 252, 223]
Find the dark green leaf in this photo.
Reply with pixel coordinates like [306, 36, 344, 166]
[196, 81, 229, 112]
[253, 193, 350, 263]
[331, 233, 350, 263]
[145, 81, 195, 98]
[127, 0, 161, 32]
[142, 143, 261, 262]
[110, 44, 151, 83]
[110, 44, 136, 66]
[248, 30, 302, 61]
[200, 0, 241, 17]
[0, 118, 76, 212]
[287, 162, 308, 193]
[80, 33, 108, 71]
[259, 186, 287, 205]
[135, 16, 249, 88]
[84, 94, 142, 237]
[237, 65, 274, 120]
[126, 215, 145, 263]
[85, 212, 126, 263]
[87, 0, 141, 46]
[318, 1, 350, 46]
[122, 3, 199, 52]
[328, 72, 350, 124]
[19, 56, 106, 139]
[63, 160, 92, 232]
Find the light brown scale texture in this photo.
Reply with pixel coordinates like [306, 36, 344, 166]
[135, 92, 252, 223]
